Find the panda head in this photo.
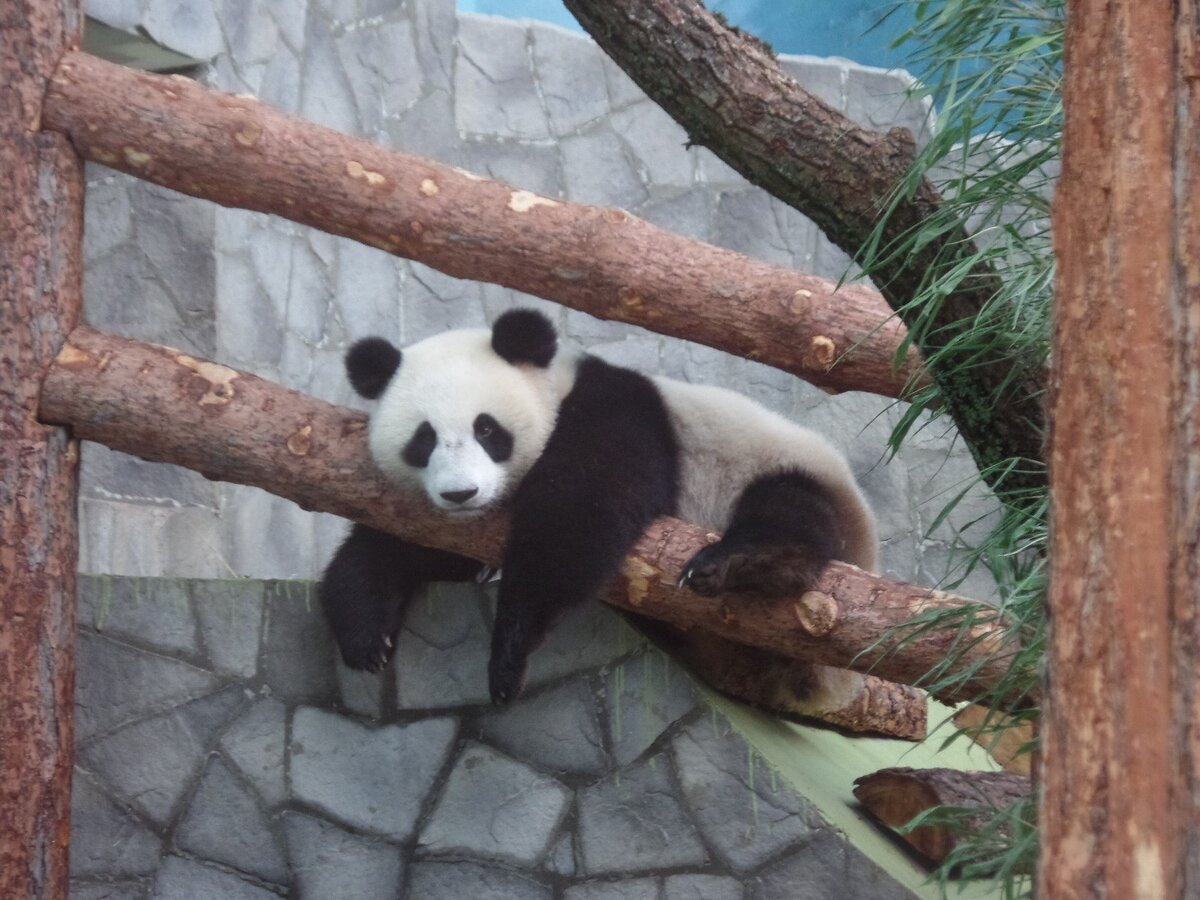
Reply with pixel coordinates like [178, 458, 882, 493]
[346, 309, 569, 514]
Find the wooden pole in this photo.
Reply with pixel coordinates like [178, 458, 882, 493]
[40, 51, 927, 400]
[39, 326, 1017, 708]
[1042, 0, 1200, 895]
[0, 2, 84, 897]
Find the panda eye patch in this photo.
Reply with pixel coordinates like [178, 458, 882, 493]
[474, 414, 513, 463]
[402, 421, 437, 468]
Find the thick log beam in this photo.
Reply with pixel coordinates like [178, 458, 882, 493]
[854, 767, 1031, 865]
[40, 50, 926, 399]
[39, 327, 1015, 707]
[0, 2, 84, 897]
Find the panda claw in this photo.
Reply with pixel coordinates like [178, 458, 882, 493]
[677, 567, 694, 589]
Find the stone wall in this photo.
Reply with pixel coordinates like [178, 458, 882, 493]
[72, 1, 1002, 897]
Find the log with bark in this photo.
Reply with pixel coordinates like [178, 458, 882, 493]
[38, 327, 1020, 713]
[0, 1, 84, 897]
[40, 50, 926, 400]
[854, 767, 1031, 865]
[563, 0, 1046, 501]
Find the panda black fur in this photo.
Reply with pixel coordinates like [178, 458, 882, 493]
[320, 309, 877, 703]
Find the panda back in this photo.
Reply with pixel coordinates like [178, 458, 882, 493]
[651, 376, 878, 571]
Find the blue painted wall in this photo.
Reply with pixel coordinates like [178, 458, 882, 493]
[457, 0, 916, 69]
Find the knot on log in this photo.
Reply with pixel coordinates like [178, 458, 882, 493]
[795, 590, 838, 635]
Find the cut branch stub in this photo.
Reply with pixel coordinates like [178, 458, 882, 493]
[40, 50, 927, 399]
[40, 327, 1016, 707]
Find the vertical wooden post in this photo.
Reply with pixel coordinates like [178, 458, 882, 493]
[0, 1, 85, 897]
[1043, 0, 1200, 896]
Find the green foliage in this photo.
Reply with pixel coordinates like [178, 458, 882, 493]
[858, 1, 1063, 896]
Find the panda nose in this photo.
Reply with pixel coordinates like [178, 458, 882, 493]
[440, 487, 479, 505]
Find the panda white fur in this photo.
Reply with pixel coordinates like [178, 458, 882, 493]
[320, 309, 877, 703]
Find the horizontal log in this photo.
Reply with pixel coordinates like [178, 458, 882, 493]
[854, 767, 1031, 865]
[38, 327, 1011, 704]
[42, 51, 927, 399]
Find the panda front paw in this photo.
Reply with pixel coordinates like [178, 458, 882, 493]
[334, 627, 397, 674]
[677, 542, 741, 597]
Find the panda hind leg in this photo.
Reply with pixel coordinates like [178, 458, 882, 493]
[320, 524, 485, 672]
[679, 471, 841, 598]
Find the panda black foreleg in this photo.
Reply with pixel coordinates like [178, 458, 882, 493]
[678, 470, 842, 598]
[320, 523, 485, 672]
[487, 356, 679, 704]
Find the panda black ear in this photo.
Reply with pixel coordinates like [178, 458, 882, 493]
[491, 309, 557, 367]
[346, 337, 402, 399]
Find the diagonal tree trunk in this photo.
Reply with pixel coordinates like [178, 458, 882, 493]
[38, 326, 1021, 709]
[0, 2, 85, 897]
[563, 0, 1046, 500]
[40, 50, 924, 400]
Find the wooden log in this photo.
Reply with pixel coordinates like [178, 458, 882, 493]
[952, 704, 1034, 776]
[39, 327, 1017, 708]
[1042, 0, 1200, 894]
[0, 2, 84, 897]
[40, 50, 927, 400]
[853, 767, 1031, 865]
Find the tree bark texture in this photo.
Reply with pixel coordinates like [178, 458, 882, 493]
[1042, 0, 1200, 896]
[0, 2, 84, 897]
[563, 0, 1046, 500]
[38, 327, 1014, 708]
[39, 50, 926, 400]
[854, 767, 1030, 865]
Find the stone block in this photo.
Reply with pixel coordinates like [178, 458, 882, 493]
[70, 771, 162, 879]
[258, 580, 337, 704]
[80, 443, 220, 511]
[600, 54, 645, 109]
[283, 812, 404, 900]
[637, 189, 713, 242]
[694, 147, 744, 187]
[605, 648, 697, 768]
[337, 17, 423, 139]
[420, 742, 571, 865]
[672, 717, 820, 872]
[76, 632, 221, 742]
[335, 238, 402, 346]
[524, 600, 643, 690]
[479, 679, 608, 776]
[455, 15, 549, 140]
[219, 486, 318, 580]
[69, 882, 145, 900]
[407, 860, 553, 900]
[80, 686, 245, 824]
[395, 583, 494, 709]
[192, 580, 264, 679]
[259, 42, 302, 113]
[176, 757, 289, 884]
[403, 263, 488, 342]
[218, 696, 289, 807]
[461, 137, 562, 198]
[78, 575, 198, 657]
[665, 874, 744, 900]
[290, 707, 457, 839]
[566, 880, 661, 900]
[86, 0, 148, 31]
[543, 833, 576, 877]
[143, 0, 225, 59]
[215, 251, 285, 375]
[778, 55, 848, 113]
[844, 65, 933, 146]
[578, 756, 707, 875]
[714, 190, 793, 267]
[751, 830, 915, 900]
[611, 101, 696, 188]
[150, 855, 282, 900]
[300, 14, 360, 135]
[83, 167, 134, 261]
[561, 130, 648, 209]
[414, 0, 456, 92]
[530, 22, 611, 136]
[387, 89, 464, 166]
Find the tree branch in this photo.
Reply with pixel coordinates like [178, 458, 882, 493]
[39, 326, 1020, 708]
[40, 50, 926, 399]
[563, 0, 1046, 497]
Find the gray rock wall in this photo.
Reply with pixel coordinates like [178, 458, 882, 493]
[73, 0, 1001, 897]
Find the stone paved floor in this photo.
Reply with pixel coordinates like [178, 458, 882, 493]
[70, 576, 918, 899]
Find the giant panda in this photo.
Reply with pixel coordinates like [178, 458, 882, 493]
[319, 309, 878, 704]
